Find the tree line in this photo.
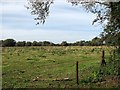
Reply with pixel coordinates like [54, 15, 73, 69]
[0, 37, 115, 47]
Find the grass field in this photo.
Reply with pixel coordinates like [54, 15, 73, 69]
[2, 46, 119, 88]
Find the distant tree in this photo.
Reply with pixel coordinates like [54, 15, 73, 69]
[91, 37, 103, 46]
[2, 39, 16, 47]
[0, 40, 3, 47]
[32, 41, 38, 46]
[76, 40, 86, 46]
[37, 41, 42, 46]
[42, 41, 48, 46]
[55, 43, 60, 46]
[42, 41, 53, 46]
[84, 41, 91, 46]
[16, 41, 26, 46]
[50, 42, 55, 46]
[72, 41, 79, 46]
[61, 41, 68, 46]
[72, 41, 78, 46]
[25, 41, 32, 46]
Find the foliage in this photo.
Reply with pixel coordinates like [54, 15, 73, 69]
[81, 49, 120, 86]
[1, 38, 106, 47]
[26, 0, 54, 25]
[2, 39, 16, 47]
[26, 42, 32, 46]
[61, 41, 68, 46]
[32, 41, 39, 46]
[16, 41, 26, 46]
[91, 37, 103, 46]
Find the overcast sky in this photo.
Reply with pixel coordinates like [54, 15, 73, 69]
[0, 0, 103, 43]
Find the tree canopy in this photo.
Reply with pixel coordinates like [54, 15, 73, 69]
[26, 0, 54, 25]
[2, 39, 16, 47]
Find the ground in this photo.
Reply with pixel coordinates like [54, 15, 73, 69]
[2, 46, 120, 88]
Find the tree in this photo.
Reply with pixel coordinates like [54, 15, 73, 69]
[32, 41, 38, 46]
[91, 37, 103, 46]
[84, 41, 91, 46]
[61, 41, 68, 46]
[73, 41, 86, 46]
[16, 41, 26, 46]
[2, 39, 16, 47]
[37, 41, 42, 46]
[70, 1, 120, 50]
[25, 41, 32, 46]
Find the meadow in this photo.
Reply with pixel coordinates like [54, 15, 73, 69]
[2, 46, 119, 88]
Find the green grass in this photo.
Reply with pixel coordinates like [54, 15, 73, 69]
[2, 46, 119, 88]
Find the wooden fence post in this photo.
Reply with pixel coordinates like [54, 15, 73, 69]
[76, 61, 79, 85]
[101, 50, 106, 66]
